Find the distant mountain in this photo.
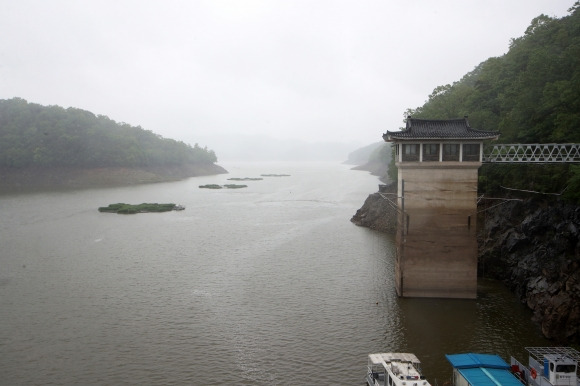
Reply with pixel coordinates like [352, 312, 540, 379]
[344, 142, 384, 165]
[346, 141, 393, 183]
[189, 132, 361, 162]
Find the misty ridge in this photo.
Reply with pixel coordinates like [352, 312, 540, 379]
[0, 97, 366, 167]
[0, 97, 374, 192]
[0, 98, 230, 191]
[201, 132, 366, 162]
[2, 4, 580, 195]
[0, 98, 218, 169]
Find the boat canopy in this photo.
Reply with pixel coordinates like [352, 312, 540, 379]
[369, 353, 422, 365]
[446, 353, 511, 370]
[446, 353, 523, 386]
[525, 347, 580, 365]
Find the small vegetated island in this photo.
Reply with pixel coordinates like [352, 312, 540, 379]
[199, 184, 247, 189]
[98, 203, 185, 214]
[199, 174, 291, 189]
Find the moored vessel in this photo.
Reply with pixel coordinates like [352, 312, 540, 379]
[446, 352, 524, 386]
[445, 348, 579, 386]
[510, 347, 579, 386]
[366, 353, 431, 386]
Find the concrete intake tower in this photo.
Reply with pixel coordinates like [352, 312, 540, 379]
[383, 117, 499, 299]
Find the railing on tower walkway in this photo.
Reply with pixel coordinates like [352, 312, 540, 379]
[483, 143, 580, 163]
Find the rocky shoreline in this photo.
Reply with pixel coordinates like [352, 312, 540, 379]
[350, 183, 398, 233]
[351, 188, 580, 343]
[0, 163, 228, 193]
[478, 198, 579, 343]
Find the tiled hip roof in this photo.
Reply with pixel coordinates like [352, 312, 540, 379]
[384, 117, 499, 141]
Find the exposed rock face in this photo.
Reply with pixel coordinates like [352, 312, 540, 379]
[352, 190, 580, 343]
[478, 199, 580, 343]
[350, 183, 398, 233]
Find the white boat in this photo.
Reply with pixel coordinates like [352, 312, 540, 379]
[366, 353, 431, 386]
[510, 347, 579, 386]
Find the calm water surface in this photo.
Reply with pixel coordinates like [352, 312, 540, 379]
[0, 162, 550, 385]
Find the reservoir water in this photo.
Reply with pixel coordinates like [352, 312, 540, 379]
[0, 162, 550, 385]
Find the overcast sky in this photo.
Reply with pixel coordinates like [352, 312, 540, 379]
[0, 0, 574, 157]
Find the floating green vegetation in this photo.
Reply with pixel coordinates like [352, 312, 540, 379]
[98, 203, 180, 214]
[261, 174, 290, 177]
[199, 184, 248, 189]
[227, 177, 263, 181]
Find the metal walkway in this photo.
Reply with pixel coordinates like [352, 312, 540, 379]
[483, 143, 580, 163]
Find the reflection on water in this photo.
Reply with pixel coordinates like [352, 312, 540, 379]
[396, 278, 551, 384]
[0, 162, 551, 385]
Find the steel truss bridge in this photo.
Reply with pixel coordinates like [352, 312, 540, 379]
[483, 143, 580, 163]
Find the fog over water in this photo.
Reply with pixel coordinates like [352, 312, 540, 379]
[0, 1, 574, 160]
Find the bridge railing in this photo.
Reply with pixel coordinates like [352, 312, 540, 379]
[483, 143, 580, 163]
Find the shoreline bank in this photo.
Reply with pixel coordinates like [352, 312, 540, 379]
[0, 163, 228, 193]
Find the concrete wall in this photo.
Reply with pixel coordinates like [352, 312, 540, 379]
[395, 162, 480, 299]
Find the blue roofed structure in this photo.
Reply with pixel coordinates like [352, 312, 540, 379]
[446, 353, 512, 370]
[446, 353, 524, 386]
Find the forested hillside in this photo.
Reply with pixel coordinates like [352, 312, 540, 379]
[346, 142, 394, 182]
[401, 3, 580, 202]
[0, 98, 218, 169]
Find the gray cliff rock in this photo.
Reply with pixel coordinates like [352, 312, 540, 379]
[478, 199, 579, 343]
[350, 183, 397, 233]
[352, 190, 580, 343]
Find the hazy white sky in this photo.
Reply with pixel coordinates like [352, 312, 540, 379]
[0, 0, 574, 154]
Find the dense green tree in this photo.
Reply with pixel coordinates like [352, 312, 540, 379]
[0, 98, 218, 169]
[399, 3, 580, 202]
